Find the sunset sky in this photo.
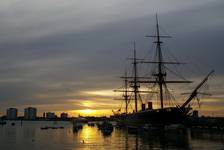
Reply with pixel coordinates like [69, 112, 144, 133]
[0, 0, 223, 117]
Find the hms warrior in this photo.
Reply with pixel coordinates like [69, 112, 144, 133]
[114, 15, 214, 127]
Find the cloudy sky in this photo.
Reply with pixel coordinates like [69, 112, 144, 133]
[0, 0, 223, 117]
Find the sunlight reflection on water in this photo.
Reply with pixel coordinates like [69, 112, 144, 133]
[0, 121, 223, 150]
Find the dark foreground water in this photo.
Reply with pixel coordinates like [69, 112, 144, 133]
[0, 121, 223, 150]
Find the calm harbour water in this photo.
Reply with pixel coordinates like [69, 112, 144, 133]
[0, 121, 223, 150]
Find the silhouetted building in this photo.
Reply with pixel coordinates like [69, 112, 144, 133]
[60, 112, 68, 120]
[6, 108, 18, 120]
[46, 112, 56, 119]
[148, 102, 153, 109]
[192, 110, 199, 118]
[24, 107, 37, 120]
[43, 112, 46, 118]
[141, 104, 146, 111]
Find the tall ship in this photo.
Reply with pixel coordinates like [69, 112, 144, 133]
[114, 16, 214, 127]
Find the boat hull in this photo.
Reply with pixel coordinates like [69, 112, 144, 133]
[114, 107, 191, 127]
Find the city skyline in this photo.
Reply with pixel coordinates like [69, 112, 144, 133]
[4, 106, 70, 119]
[0, 0, 224, 117]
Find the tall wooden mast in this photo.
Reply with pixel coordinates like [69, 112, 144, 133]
[124, 70, 129, 114]
[133, 42, 138, 112]
[139, 14, 192, 109]
[155, 14, 165, 109]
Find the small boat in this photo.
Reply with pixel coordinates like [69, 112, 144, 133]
[100, 121, 113, 135]
[50, 127, 58, 129]
[73, 125, 83, 132]
[0, 120, 6, 125]
[87, 122, 95, 126]
[40, 127, 49, 130]
[74, 123, 83, 129]
[73, 121, 83, 132]
[102, 129, 113, 135]
[96, 122, 102, 129]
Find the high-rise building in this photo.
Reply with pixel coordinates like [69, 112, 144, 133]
[6, 108, 18, 120]
[24, 107, 37, 120]
[43, 112, 46, 118]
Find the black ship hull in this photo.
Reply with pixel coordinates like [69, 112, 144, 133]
[114, 107, 191, 127]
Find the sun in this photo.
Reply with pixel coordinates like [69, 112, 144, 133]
[79, 109, 96, 116]
[69, 109, 113, 117]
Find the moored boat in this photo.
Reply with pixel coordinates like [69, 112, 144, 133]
[0, 120, 6, 125]
[100, 121, 113, 135]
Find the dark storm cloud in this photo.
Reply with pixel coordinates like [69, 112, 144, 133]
[0, 0, 223, 115]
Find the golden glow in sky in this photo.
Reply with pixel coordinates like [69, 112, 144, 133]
[69, 109, 113, 117]
[79, 109, 96, 115]
[82, 90, 115, 97]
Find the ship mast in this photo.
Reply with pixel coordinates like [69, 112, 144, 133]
[139, 14, 192, 109]
[133, 42, 138, 112]
[124, 70, 129, 114]
[114, 70, 130, 114]
[155, 15, 165, 109]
